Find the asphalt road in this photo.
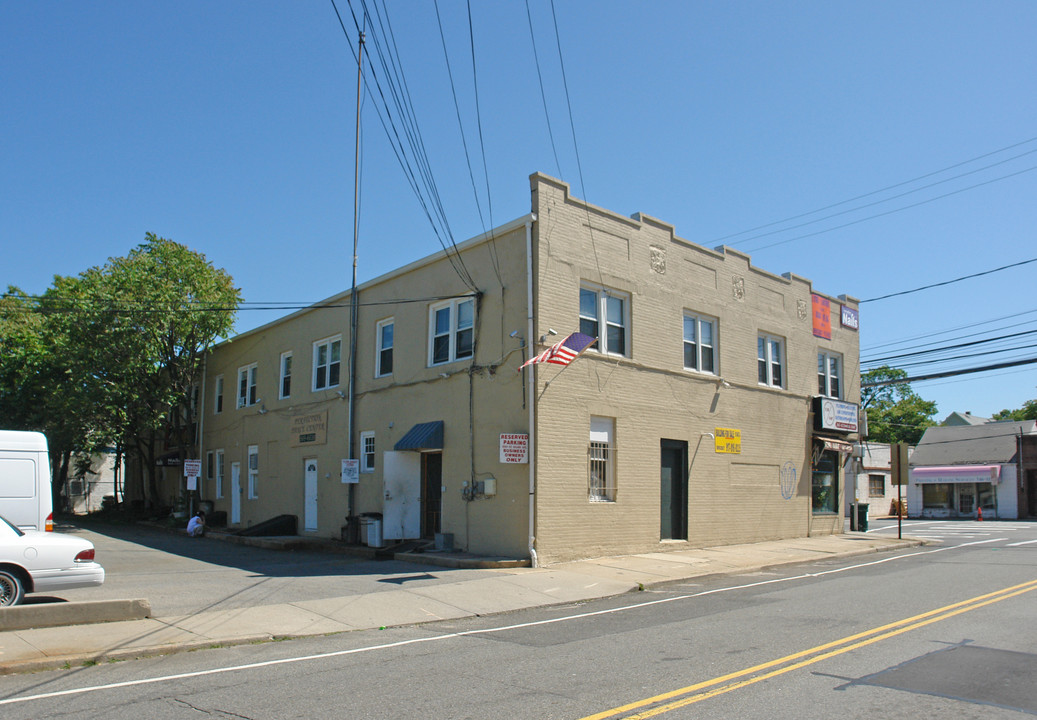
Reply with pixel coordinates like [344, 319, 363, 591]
[1, 520, 1034, 718]
[40, 520, 499, 616]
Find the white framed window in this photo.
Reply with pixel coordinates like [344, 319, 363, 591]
[588, 416, 616, 502]
[360, 431, 376, 473]
[757, 333, 785, 388]
[683, 312, 717, 374]
[817, 350, 842, 399]
[376, 319, 394, 377]
[279, 352, 293, 399]
[247, 445, 259, 499]
[580, 284, 628, 356]
[429, 297, 475, 365]
[206, 451, 214, 483]
[215, 449, 225, 500]
[237, 364, 258, 408]
[214, 375, 224, 414]
[313, 336, 342, 390]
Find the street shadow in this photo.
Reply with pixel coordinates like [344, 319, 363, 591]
[61, 517, 467, 581]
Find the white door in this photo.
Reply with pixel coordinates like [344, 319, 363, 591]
[304, 459, 318, 532]
[231, 462, 242, 524]
[382, 451, 421, 541]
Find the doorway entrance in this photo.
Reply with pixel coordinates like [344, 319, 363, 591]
[660, 440, 688, 540]
[422, 452, 442, 539]
[303, 459, 318, 532]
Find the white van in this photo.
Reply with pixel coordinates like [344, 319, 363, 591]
[0, 431, 54, 532]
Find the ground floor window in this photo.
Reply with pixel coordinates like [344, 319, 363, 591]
[922, 483, 952, 509]
[868, 474, 884, 497]
[589, 416, 616, 502]
[812, 449, 839, 513]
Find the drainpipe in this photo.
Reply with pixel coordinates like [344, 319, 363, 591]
[526, 215, 538, 567]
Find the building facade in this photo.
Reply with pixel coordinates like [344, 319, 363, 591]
[908, 420, 1037, 520]
[196, 173, 861, 564]
[847, 442, 908, 519]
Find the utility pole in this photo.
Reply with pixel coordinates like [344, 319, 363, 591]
[347, 30, 364, 533]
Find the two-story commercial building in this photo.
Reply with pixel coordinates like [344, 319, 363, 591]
[195, 173, 861, 564]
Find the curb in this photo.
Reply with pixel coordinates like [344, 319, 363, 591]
[0, 599, 152, 632]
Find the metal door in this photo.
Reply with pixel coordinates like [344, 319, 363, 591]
[304, 459, 318, 532]
[231, 462, 241, 524]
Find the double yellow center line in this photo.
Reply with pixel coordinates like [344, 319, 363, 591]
[581, 578, 1037, 720]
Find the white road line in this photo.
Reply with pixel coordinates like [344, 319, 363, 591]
[1007, 539, 1037, 546]
[0, 537, 1010, 707]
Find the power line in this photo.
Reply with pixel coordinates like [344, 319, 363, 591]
[861, 257, 1037, 303]
[713, 134, 1037, 245]
[862, 356, 1037, 388]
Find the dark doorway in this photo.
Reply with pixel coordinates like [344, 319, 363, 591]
[661, 440, 688, 540]
[422, 452, 443, 539]
[1027, 469, 1037, 518]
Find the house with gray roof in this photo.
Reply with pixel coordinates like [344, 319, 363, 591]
[908, 420, 1037, 519]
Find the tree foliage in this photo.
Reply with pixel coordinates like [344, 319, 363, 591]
[861, 365, 938, 445]
[991, 399, 1037, 422]
[0, 234, 240, 510]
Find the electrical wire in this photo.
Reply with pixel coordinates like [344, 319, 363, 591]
[712, 134, 1037, 244]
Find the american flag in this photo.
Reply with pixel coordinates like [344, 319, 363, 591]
[519, 332, 597, 370]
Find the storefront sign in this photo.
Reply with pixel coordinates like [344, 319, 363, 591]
[715, 427, 742, 454]
[500, 433, 529, 464]
[841, 305, 859, 331]
[812, 295, 831, 340]
[911, 465, 1001, 485]
[289, 411, 328, 447]
[814, 397, 859, 433]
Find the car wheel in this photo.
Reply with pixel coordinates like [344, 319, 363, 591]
[0, 569, 25, 606]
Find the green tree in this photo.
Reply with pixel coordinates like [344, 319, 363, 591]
[991, 398, 1037, 421]
[1, 235, 240, 511]
[861, 365, 938, 445]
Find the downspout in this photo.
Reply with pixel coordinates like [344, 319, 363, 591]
[526, 215, 538, 567]
[198, 355, 207, 502]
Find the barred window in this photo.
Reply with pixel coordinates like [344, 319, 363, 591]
[868, 474, 884, 497]
[589, 417, 616, 502]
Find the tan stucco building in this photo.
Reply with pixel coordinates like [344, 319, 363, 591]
[197, 173, 861, 564]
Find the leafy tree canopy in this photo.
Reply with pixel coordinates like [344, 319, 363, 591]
[991, 398, 1037, 422]
[861, 365, 938, 445]
[0, 234, 240, 507]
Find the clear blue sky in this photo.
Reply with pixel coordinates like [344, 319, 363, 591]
[3, 1, 1035, 420]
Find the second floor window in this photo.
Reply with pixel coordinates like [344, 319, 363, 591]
[237, 364, 257, 408]
[757, 334, 784, 388]
[313, 337, 342, 390]
[430, 298, 474, 365]
[818, 351, 841, 398]
[214, 375, 224, 414]
[280, 352, 293, 399]
[580, 285, 628, 356]
[377, 319, 394, 377]
[683, 313, 717, 374]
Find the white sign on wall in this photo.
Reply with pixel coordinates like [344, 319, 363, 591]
[499, 434, 529, 464]
[341, 459, 360, 484]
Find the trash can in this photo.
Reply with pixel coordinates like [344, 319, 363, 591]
[856, 503, 869, 532]
[360, 512, 384, 548]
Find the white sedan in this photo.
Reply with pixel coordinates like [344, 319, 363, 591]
[0, 515, 105, 606]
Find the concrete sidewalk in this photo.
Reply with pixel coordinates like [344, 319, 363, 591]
[0, 533, 920, 675]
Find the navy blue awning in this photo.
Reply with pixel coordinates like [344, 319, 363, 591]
[394, 421, 444, 451]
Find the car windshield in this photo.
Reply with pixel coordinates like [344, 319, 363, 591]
[0, 515, 26, 537]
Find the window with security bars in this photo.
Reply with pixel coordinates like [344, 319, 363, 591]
[868, 474, 885, 497]
[588, 417, 616, 502]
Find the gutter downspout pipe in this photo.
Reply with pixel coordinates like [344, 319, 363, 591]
[526, 215, 538, 567]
